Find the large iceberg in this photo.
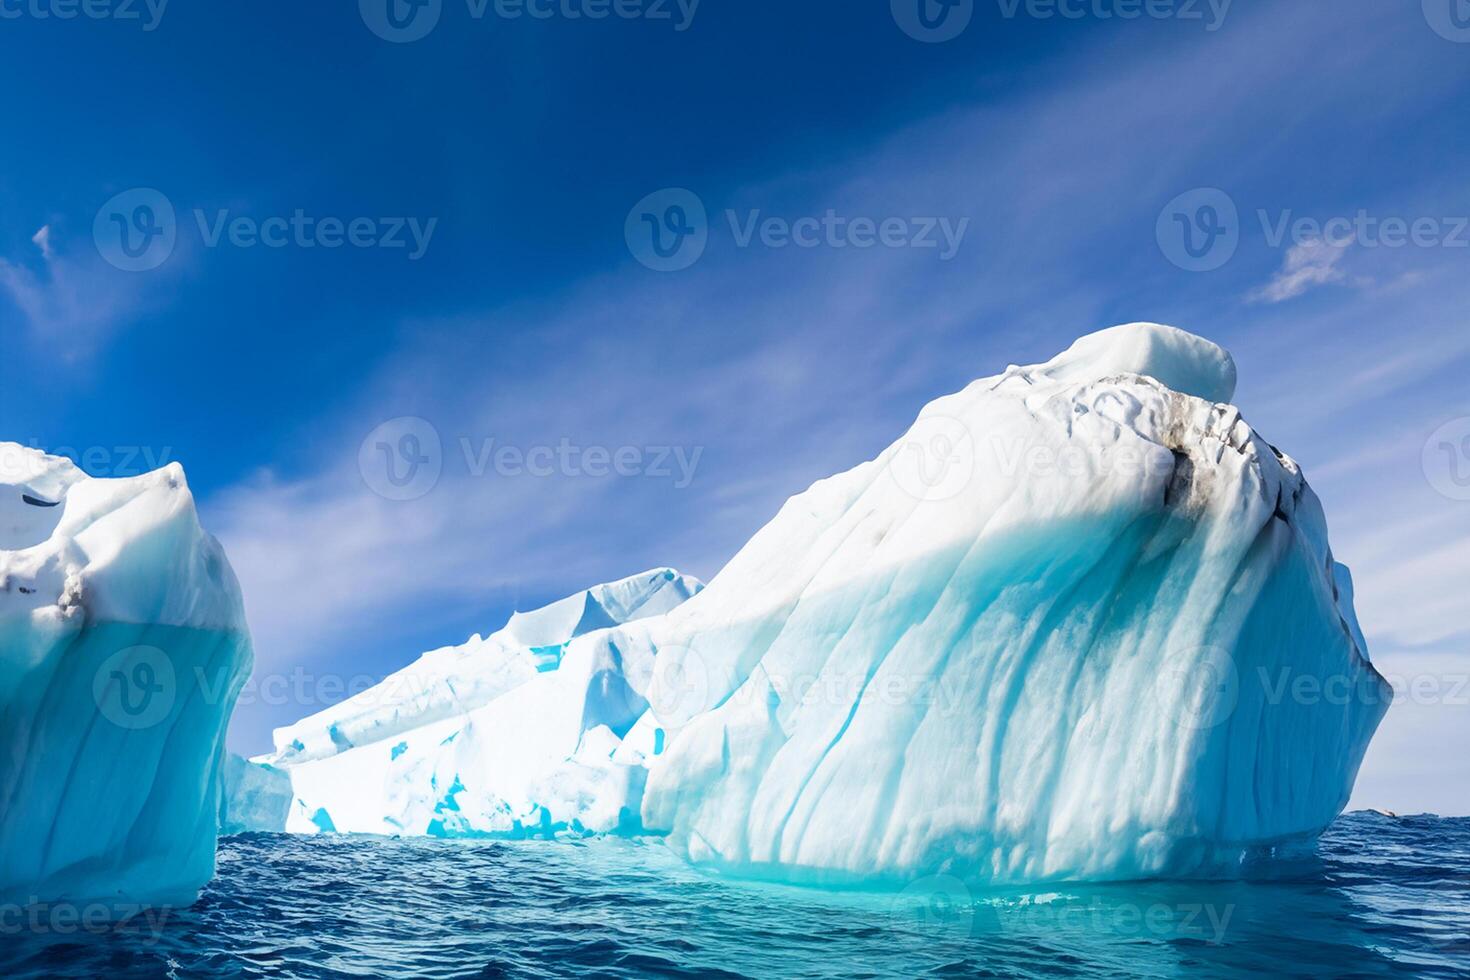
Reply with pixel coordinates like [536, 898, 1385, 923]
[0, 445, 252, 906]
[229, 323, 1388, 887]
[640, 323, 1388, 883]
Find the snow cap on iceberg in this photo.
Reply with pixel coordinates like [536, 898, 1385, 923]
[1034, 322, 1238, 405]
[0, 444, 247, 631]
[1, 444, 252, 906]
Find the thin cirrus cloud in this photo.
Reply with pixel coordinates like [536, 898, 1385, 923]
[0, 223, 161, 356]
[1249, 239, 1352, 303]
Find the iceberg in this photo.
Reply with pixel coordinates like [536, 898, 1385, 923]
[0, 445, 252, 906]
[231, 323, 1387, 888]
[640, 323, 1389, 884]
[232, 569, 701, 836]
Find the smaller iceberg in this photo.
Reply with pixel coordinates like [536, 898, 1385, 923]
[231, 569, 701, 837]
[0, 445, 252, 906]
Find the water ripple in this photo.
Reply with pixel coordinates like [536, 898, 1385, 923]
[2, 813, 1467, 978]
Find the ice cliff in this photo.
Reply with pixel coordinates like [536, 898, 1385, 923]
[1, 445, 252, 906]
[227, 323, 1388, 886]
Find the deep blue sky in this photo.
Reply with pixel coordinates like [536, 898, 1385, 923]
[2, 2, 1468, 812]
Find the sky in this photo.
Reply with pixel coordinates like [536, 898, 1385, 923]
[1, 1, 1468, 814]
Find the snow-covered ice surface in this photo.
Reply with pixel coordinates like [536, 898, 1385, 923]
[0, 445, 252, 905]
[231, 323, 1387, 888]
[232, 569, 702, 837]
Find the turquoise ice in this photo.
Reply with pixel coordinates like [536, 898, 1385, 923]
[0, 448, 252, 906]
[641, 323, 1389, 883]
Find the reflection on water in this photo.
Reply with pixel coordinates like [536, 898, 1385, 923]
[2, 812, 1466, 978]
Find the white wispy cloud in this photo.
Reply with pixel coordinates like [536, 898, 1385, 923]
[31, 225, 53, 260]
[0, 224, 159, 355]
[1249, 239, 1350, 303]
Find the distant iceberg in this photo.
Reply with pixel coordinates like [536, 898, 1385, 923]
[227, 323, 1389, 887]
[228, 568, 702, 837]
[0, 446, 251, 906]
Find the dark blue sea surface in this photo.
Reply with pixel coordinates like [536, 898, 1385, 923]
[3, 812, 1467, 978]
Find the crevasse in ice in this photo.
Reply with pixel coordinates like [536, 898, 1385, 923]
[228, 323, 1388, 886]
[0, 445, 252, 905]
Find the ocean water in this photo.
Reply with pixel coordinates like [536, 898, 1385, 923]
[3, 812, 1466, 978]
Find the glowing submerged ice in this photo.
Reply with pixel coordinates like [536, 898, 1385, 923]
[0, 446, 252, 906]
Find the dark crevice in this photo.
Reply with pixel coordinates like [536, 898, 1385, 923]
[1164, 451, 1193, 508]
